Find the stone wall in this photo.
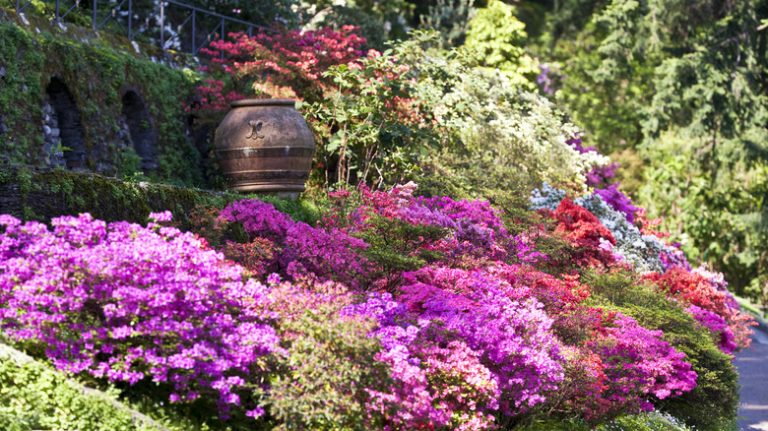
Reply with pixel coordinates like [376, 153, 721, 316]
[0, 21, 206, 186]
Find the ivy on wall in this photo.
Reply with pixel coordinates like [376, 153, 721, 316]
[0, 21, 205, 186]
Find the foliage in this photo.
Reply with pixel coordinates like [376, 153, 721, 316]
[519, 411, 694, 431]
[304, 45, 441, 187]
[0, 22, 202, 185]
[0, 343, 200, 431]
[197, 26, 368, 108]
[418, 0, 476, 48]
[528, 0, 768, 305]
[462, 0, 539, 89]
[297, 0, 414, 49]
[636, 130, 768, 302]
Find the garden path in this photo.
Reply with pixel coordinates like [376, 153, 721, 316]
[737, 328, 768, 430]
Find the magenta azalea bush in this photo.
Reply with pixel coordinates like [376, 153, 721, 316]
[218, 199, 371, 287]
[591, 314, 697, 411]
[343, 265, 564, 429]
[0, 213, 279, 417]
[0, 172, 753, 428]
[687, 305, 738, 354]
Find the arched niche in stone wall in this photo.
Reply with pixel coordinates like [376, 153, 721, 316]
[46, 77, 86, 169]
[121, 90, 158, 171]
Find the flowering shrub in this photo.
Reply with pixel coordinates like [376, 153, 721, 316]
[218, 199, 372, 287]
[548, 198, 616, 267]
[354, 184, 512, 263]
[687, 305, 737, 354]
[0, 213, 279, 418]
[591, 314, 697, 412]
[399, 266, 564, 414]
[345, 264, 565, 428]
[644, 267, 755, 350]
[196, 26, 368, 110]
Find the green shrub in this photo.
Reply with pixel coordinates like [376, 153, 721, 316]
[518, 412, 692, 431]
[462, 0, 539, 89]
[598, 412, 693, 431]
[355, 215, 448, 278]
[0, 342, 198, 431]
[259, 285, 388, 431]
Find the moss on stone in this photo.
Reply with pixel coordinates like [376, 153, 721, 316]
[0, 19, 205, 186]
[0, 167, 233, 226]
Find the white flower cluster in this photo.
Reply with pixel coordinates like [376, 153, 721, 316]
[575, 194, 665, 273]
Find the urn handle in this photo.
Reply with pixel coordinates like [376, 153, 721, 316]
[246, 120, 265, 140]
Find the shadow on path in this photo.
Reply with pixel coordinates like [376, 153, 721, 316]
[737, 329, 768, 431]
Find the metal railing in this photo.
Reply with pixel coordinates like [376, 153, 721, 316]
[12, 0, 268, 56]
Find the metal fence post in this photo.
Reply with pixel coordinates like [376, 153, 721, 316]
[127, 0, 132, 39]
[191, 9, 196, 53]
[92, 0, 97, 30]
[159, 1, 164, 50]
[54, 0, 60, 24]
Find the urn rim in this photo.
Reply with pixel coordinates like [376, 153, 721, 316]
[229, 98, 296, 108]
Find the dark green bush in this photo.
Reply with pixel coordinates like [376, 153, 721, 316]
[0, 342, 198, 431]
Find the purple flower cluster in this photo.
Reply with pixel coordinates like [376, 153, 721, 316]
[659, 243, 692, 271]
[409, 196, 509, 255]
[354, 187, 512, 262]
[567, 137, 639, 223]
[345, 265, 564, 428]
[687, 305, 737, 354]
[593, 184, 640, 223]
[0, 213, 279, 416]
[592, 314, 697, 411]
[219, 199, 371, 286]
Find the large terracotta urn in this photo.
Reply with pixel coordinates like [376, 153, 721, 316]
[214, 99, 315, 192]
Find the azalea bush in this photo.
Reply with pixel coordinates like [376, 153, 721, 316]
[0, 151, 754, 430]
[0, 213, 280, 420]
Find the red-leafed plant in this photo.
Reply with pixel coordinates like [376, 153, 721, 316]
[195, 26, 368, 112]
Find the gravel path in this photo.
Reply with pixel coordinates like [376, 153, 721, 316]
[736, 329, 768, 431]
